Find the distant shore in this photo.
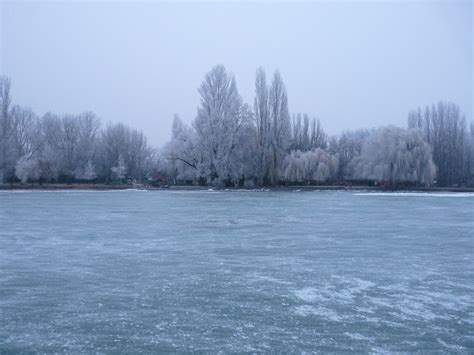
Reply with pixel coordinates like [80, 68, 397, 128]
[1, 183, 473, 193]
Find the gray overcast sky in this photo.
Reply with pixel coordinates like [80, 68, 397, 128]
[1, 1, 472, 146]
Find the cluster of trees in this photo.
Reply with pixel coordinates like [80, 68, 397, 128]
[349, 127, 436, 186]
[0, 76, 154, 184]
[162, 65, 473, 187]
[407, 102, 474, 186]
[1, 67, 473, 187]
[162, 66, 344, 186]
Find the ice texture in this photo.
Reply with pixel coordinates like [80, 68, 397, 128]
[0, 190, 473, 352]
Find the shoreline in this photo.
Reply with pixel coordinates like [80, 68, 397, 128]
[1, 184, 473, 193]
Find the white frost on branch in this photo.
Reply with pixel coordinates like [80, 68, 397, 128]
[281, 149, 338, 183]
[349, 126, 436, 185]
[111, 155, 127, 181]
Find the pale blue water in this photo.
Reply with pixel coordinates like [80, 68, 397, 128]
[0, 190, 473, 353]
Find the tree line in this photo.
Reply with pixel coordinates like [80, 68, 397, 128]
[0, 76, 153, 184]
[161, 65, 473, 187]
[1, 67, 473, 187]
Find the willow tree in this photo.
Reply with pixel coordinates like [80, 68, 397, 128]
[350, 126, 436, 186]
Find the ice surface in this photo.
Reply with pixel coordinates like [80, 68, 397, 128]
[0, 190, 473, 352]
[354, 192, 474, 197]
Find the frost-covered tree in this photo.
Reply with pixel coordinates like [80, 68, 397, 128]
[15, 156, 40, 183]
[230, 119, 258, 186]
[310, 117, 327, 150]
[75, 112, 100, 179]
[281, 149, 338, 183]
[408, 101, 469, 186]
[3, 75, 471, 188]
[12, 106, 41, 162]
[254, 67, 272, 185]
[27, 112, 99, 182]
[111, 155, 127, 181]
[291, 114, 326, 151]
[83, 161, 97, 181]
[193, 65, 247, 186]
[350, 126, 436, 186]
[268, 70, 291, 185]
[0, 77, 154, 184]
[0, 76, 14, 182]
[74, 160, 97, 181]
[333, 129, 370, 179]
[163, 115, 202, 182]
[36, 113, 64, 181]
[38, 112, 81, 180]
[291, 113, 302, 150]
[467, 122, 474, 186]
[99, 122, 152, 181]
[302, 114, 310, 150]
[163, 66, 258, 186]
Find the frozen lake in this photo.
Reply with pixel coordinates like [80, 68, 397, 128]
[1, 189, 473, 352]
